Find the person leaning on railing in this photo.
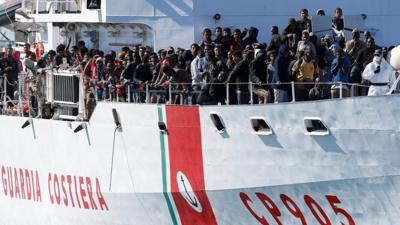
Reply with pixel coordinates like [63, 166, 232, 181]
[249, 49, 270, 104]
[197, 71, 227, 105]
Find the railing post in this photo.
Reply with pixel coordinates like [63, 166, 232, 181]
[168, 82, 172, 105]
[78, 71, 85, 120]
[18, 76, 23, 117]
[127, 84, 131, 103]
[226, 82, 230, 105]
[145, 83, 150, 103]
[3, 75, 7, 114]
[291, 81, 296, 102]
[339, 82, 343, 99]
[249, 82, 253, 105]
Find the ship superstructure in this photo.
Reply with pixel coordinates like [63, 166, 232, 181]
[13, 0, 400, 51]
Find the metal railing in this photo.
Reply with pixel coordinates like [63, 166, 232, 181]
[23, 0, 82, 14]
[1, 69, 398, 119]
[1, 69, 84, 118]
[94, 81, 376, 105]
[1, 73, 33, 116]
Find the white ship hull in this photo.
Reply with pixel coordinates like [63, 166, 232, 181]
[1, 95, 399, 224]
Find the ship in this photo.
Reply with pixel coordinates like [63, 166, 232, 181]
[1, 0, 400, 224]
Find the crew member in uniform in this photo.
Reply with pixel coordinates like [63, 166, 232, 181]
[362, 49, 396, 96]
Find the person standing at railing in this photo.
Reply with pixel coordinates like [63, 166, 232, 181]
[133, 54, 152, 102]
[226, 50, 251, 104]
[249, 49, 270, 104]
[272, 45, 291, 103]
[292, 51, 315, 101]
[1, 46, 20, 104]
[362, 49, 396, 96]
[197, 71, 227, 105]
[161, 54, 192, 104]
[330, 49, 351, 98]
[190, 43, 205, 91]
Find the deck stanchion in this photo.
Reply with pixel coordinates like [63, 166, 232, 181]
[226, 83, 230, 105]
[3, 76, 7, 114]
[291, 81, 296, 102]
[146, 84, 150, 103]
[249, 82, 253, 105]
[168, 82, 172, 104]
[127, 84, 131, 103]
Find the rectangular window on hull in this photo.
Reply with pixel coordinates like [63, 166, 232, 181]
[304, 117, 329, 136]
[251, 117, 273, 135]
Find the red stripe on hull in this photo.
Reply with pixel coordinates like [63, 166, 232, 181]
[166, 106, 218, 225]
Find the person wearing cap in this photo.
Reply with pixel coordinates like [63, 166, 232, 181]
[362, 49, 396, 96]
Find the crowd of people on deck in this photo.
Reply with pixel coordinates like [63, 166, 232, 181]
[0, 7, 398, 117]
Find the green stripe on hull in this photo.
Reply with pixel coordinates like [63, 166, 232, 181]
[158, 107, 179, 225]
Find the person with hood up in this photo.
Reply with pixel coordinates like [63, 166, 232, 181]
[244, 27, 259, 47]
[362, 49, 396, 96]
[272, 45, 291, 103]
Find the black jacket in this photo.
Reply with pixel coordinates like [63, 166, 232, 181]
[272, 46, 291, 90]
[227, 59, 250, 91]
[249, 55, 268, 84]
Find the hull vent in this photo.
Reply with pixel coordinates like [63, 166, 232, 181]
[53, 74, 80, 104]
